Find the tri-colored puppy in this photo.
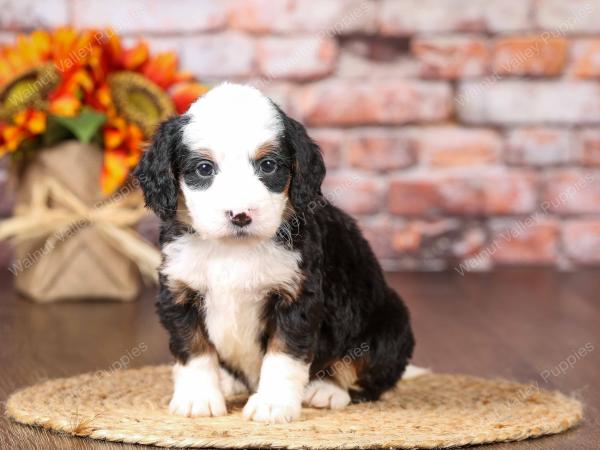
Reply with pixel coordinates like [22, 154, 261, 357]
[135, 83, 415, 423]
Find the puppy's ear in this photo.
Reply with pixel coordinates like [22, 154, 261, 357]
[282, 113, 326, 210]
[134, 115, 189, 221]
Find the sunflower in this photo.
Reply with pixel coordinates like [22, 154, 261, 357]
[0, 28, 105, 120]
[47, 68, 95, 117]
[141, 52, 179, 90]
[0, 108, 46, 155]
[171, 81, 210, 114]
[0, 30, 51, 87]
[0, 28, 209, 194]
[0, 29, 57, 120]
[108, 71, 174, 138]
[101, 116, 144, 194]
[0, 63, 59, 121]
[121, 42, 149, 71]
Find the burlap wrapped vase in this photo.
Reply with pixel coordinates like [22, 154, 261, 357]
[0, 141, 160, 302]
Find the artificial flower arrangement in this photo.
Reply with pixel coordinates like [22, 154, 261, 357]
[0, 28, 208, 303]
[0, 27, 207, 193]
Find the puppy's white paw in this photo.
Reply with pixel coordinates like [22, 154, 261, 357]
[303, 380, 351, 410]
[169, 386, 227, 417]
[243, 392, 301, 423]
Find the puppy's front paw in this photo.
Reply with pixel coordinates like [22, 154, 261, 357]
[169, 386, 227, 417]
[243, 392, 301, 423]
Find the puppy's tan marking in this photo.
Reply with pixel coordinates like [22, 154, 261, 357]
[196, 148, 214, 160]
[266, 333, 288, 354]
[333, 362, 358, 389]
[313, 353, 366, 390]
[165, 280, 214, 358]
[175, 197, 193, 227]
[189, 333, 216, 357]
[265, 274, 305, 308]
[167, 279, 198, 305]
[281, 198, 295, 223]
[276, 280, 304, 305]
[254, 141, 276, 160]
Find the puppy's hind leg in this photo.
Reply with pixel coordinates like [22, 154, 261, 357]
[303, 361, 356, 410]
[219, 366, 248, 398]
[303, 378, 351, 410]
[350, 293, 415, 402]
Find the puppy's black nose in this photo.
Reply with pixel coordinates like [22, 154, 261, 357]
[228, 211, 252, 227]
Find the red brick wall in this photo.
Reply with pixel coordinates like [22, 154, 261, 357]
[2, 0, 600, 271]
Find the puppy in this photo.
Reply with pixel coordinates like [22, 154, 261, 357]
[135, 83, 414, 423]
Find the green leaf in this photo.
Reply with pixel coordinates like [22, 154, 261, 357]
[49, 109, 106, 144]
[44, 115, 73, 147]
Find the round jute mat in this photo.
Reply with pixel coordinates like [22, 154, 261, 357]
[6, 365, 582, 449]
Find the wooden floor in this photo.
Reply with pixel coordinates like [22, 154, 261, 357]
[0, 269, 598, 449]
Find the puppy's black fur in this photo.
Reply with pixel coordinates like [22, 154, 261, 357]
[135, 103, 414, 403]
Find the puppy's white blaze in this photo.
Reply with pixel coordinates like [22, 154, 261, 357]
[169, 355, 226, 417]
[180, 83, 287, 240]
[162, 234, 302, 388]
[184, 83, 282, 157]
[243, 353, 309, 423]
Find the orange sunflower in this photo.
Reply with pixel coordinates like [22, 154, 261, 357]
[0, 31, 55, 152]
[0, 108, 46, 155]
[97, 39, 208, 192]
[0, 27, 209, 194]
[101, 116, 144, 194]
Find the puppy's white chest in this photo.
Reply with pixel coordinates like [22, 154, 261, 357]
[162, 235, 302, 387]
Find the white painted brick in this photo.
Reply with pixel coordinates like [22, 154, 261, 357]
[230, 0, 376, 34]
[0, 31, 17, 45]
[457, 81, 600, 125]
[72, 0, 229, 33]
[0, 0, 68, 29]
[379, 0, 532, 34]
[535, 0, 600, 34]
[256, 37, 338, 81]
[179, 33, 255, 80]
[506, 128, 574, 166]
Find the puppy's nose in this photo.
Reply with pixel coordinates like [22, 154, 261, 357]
[227, 210, 252, 227]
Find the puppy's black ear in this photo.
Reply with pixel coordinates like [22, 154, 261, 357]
[134, 115, 189, 221]
[281, 113, 326, 210]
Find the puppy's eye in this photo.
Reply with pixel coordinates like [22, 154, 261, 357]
[197, 160, 215, 177]
[259, 158, 277, 174]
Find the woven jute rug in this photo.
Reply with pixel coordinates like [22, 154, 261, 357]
[5, 365, 582, 449]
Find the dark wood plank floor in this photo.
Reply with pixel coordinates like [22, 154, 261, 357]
[0, 269, 598, 449]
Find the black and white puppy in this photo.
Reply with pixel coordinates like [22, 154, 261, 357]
[135, 83, 415, 423]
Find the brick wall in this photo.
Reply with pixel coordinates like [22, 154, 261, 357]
[2, 0, 600, 271]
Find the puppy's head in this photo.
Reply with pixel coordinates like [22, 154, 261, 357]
[135, 83, 325, 241]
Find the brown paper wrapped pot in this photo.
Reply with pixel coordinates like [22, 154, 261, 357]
[12, 141, 141, 302]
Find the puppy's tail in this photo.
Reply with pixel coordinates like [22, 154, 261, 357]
[402, 364, 430, 380]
